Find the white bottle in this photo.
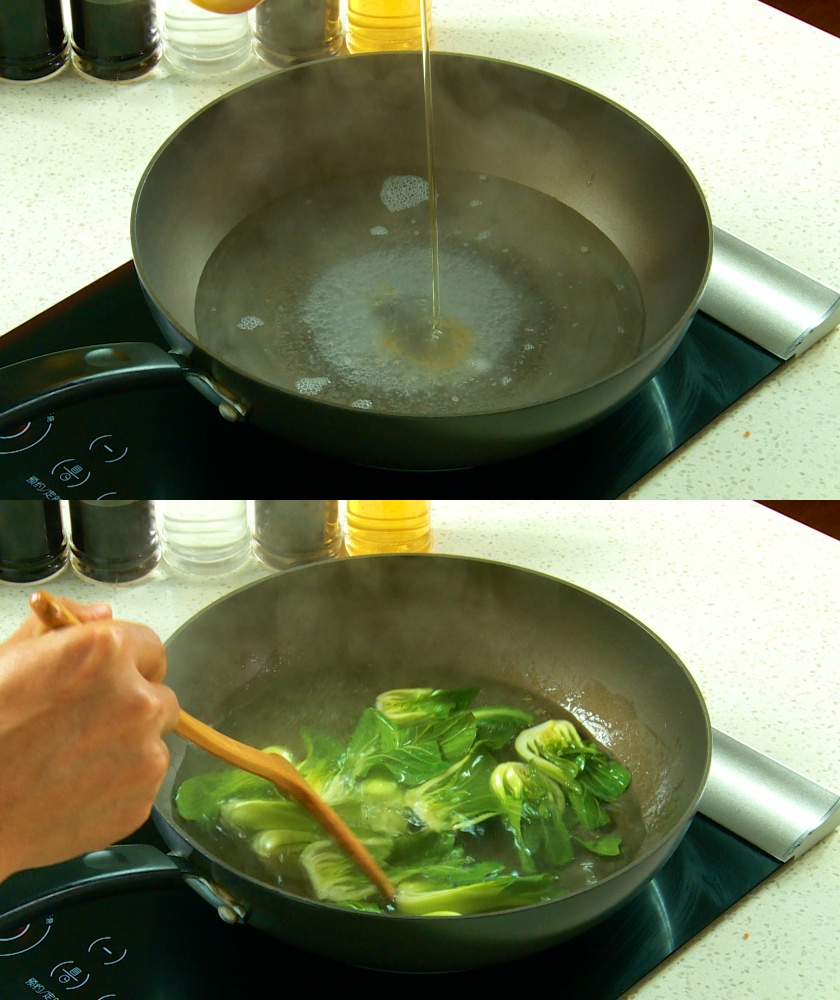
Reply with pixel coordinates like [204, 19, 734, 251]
[160, 0, 251, 75]
[161, 501, 250, 575]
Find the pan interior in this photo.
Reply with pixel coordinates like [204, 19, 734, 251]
[194, 168, 645, 416]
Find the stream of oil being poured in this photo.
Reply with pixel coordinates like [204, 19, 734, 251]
[420, 0, 442, 335]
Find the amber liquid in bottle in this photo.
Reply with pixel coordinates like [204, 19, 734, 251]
[345, 501, 432, 555]
[345, 0, 431, 53]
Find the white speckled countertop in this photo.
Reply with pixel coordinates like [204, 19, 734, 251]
[1, 0, 839, 495]
[0, 500, 838, 995]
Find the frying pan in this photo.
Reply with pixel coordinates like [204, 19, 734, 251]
[0, 554, 711, 971]
[156, 553, 711, 969]
[0, 52, 712, 470]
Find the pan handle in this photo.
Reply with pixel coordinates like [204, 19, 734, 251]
[0, 843, 184, 929]
[0, 843, 250, 930]
[0, 341, 249, 425]
[0, 342, 195, 428]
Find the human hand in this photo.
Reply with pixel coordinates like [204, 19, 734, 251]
[0, 598, 180, 882]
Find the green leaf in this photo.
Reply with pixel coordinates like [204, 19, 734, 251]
[395, 873, 565, 916]
[219, 798, 318, 836]
[491, 761, 573, 872]
[574, 835, 623, 857]
[404, 746, 503, 832]
[174, 769, 275, 826]
[473, 705, 536, 750]
[375, 687, 479, 723]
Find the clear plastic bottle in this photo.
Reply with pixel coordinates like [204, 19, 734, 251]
[161, 500, 250, 575]
[345, 501, 432, 555]
[160, 0, 251, 74]
[0, 0, 69, 81]
[345, 0, 431, 54]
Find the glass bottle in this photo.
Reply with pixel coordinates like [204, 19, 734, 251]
[68, 0, 160, 81]
[253, 501, 341, 568]
[252, 0, 342, 68]
[344, 500, 432, 555]
[0, 0, 68, 81]
[69, 500, 159, 582]
[0, 500, 67, 583]
[160, 0, 251, 74]
[161, 500, 250, 575]
[345, 0, 431, 54]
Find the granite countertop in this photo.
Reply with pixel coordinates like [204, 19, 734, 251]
[1, 0, 839, 494]
[0, 499, 837, 995]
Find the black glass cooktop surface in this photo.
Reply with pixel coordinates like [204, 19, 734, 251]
[0, 814, 780, 999]
[0, 264, 781, 497]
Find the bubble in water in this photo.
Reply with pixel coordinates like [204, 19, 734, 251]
[380, 175, 428, 213]
[295, 376, 331, 396]
[469, 200, 482, 208]
[236, 315, 264, 330]
[501, 376, 513, 385]
[351, 399, 373, 409]
[370, 226, 389, 236]
[476, 230, 491, 241]
[580, 246, 590, 254]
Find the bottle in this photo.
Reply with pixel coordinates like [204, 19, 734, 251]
[345, 0, 431, 53]
[160, 0, 251, 74]
[0, 0, 69, 81]
[161, 500, 250, 574]
[344, 501, 432, 555]
[68, 0, 160, 81]
[253, 501, 341, 568]
[252, 0, 342, 68]
[0, 501, 67, 583]
[69, 500, 159, 582]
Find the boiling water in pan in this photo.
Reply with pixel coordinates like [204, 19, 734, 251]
[194, 169, 645, 416]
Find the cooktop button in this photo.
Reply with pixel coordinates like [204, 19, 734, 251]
[88, 936, 127, 965]
[88, 434, 128, 463]
[51, 959, 90, 988]
[0, 916, 53, 956]
[0, 416, 53, 455]
[51, 459, 91, 486]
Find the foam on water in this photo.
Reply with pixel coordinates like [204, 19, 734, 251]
[380, 174, 428, 213]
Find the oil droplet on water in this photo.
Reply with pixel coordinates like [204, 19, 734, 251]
[382, 312, 476, 369]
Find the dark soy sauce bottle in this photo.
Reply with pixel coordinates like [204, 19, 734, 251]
[0, 501, 67, 583]
[69, 500, 159, 582]
[0, 0, 69, 81]
[68, 0, 160, 81]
